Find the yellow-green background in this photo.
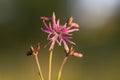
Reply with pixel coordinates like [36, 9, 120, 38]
[0, 0, 120, 80]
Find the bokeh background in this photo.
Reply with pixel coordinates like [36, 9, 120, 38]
[0, 0, 120, 80]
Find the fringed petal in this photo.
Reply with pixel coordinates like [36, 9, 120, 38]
[67, 29, 79, 33]
[63, 41, 69, 53]
[52, 12, 56, 25]
[43, 20, 49, 29]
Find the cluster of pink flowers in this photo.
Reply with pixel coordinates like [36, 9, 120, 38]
[27, 12, 83, 80]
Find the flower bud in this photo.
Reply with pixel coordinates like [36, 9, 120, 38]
[36, 43, 40, 52]
[67, 16, 73, 26]
[73, 53, 83, 58]
[69, 23, 79, 28]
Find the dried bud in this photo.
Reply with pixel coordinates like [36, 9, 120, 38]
[67, 16, 73, 26]
[68, 47, 74, 55]
[26, 49, 33, 56]
[26, 43, 40, 56]
[36, 43, 40, 52]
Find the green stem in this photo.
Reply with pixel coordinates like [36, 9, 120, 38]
[35, 55, 44, 80]
[57, 56, 68, 80]
[49, 50, 53, 80]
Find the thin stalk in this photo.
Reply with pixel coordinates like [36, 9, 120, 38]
[35, 55, 44, 80]
[48, 50, 53, 80]
[57, 56, 68, 80]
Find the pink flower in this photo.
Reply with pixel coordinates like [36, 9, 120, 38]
[41, 12, 79, 51]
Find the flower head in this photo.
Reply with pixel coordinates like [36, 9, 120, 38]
[41, 12, 79, 51]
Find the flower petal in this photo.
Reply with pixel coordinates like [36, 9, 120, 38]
[67, 39, 75, 45]
[43, 20, 49, 29]
[49, 34, 58, 50]
[42, 29, 53, 34]
[63, 41, 69, 53]
[63, 36, 75, 45]
[49, 40, 55, 51]
[52, 12, 56, 25]
[67, 29, 79, 33]
[57, 19, 60, 26]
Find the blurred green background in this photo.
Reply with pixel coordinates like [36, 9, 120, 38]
[0, 0, 120, 80]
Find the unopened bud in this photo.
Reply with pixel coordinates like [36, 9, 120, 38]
[67, 16, 73, 26]
[73, 53, 83, 58]
[70, 23, 79, 28]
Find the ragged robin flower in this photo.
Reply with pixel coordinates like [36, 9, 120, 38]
[41, 12, 79, 51]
